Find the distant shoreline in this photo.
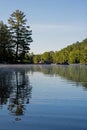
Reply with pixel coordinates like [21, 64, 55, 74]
[0, 63, 86, 66]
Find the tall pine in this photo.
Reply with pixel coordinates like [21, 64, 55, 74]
[8, 10, 33, 63]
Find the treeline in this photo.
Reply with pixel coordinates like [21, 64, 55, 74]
[33, 38, 87, 64]
[0, 10, 87, 64]
[0, 10, 32, 63]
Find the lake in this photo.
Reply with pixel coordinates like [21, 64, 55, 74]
[0, 64, 87, 130]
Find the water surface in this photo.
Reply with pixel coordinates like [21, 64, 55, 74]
[0, 64, 87, 130]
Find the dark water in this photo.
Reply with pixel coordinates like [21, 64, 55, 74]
[0, 64, 87, 130]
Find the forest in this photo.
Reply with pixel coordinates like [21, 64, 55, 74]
[33, 38, 87, 64]
[0, 10, 87, 64]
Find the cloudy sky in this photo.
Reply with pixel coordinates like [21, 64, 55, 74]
[0, 0, 87, 54]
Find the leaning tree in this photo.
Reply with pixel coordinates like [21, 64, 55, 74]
[8, 10, 33, 63]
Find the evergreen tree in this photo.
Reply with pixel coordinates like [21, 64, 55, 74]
[8, 10, 33, 63]
[0, 21, 13, 63]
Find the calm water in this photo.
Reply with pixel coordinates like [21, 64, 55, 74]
[0, 64, 87, 130]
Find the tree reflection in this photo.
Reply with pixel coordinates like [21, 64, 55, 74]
[0, 64, 87, 121]
[0, 69, 13, 109]
[29, 65, 87, 89]
[8, 69, 32, 120]
[0, 67, 32, 120]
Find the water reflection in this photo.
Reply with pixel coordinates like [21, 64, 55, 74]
[0, 64, 87, 120]
[0, 67, 32, 120]
[27, 64, 87, 89]
[0, 70, 13, 108]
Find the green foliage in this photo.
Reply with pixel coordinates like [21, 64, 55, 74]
[0, 10, 32, 63]
[33, 55, 41, 64]
[41, 52, 52, 63]
[33, 38, 87, 64]
[0, 21, 14, 63]
[0, 9, 87, 64]
[69, 50, 80, 63]
[8, 10, 32, 63]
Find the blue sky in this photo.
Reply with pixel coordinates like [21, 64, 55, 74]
[0, 0, 87, 54]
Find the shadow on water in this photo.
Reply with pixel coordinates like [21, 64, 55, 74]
[0, 67, 32, 121]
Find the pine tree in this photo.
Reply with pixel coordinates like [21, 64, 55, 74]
[8, 10, 33, 63]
